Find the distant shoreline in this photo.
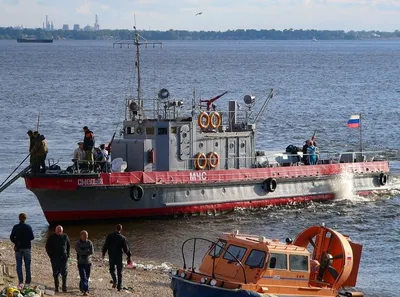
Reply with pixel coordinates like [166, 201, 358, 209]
[1, 27, 400, 41]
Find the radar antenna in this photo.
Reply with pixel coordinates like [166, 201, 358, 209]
[113, 20, 162, 119]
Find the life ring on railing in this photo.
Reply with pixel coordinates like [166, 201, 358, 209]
[194, 152, 207, 170]
[262, 178, 277, 192]
[209, 112, 222, 129]
[207, 152, 219, 168]
[198, 112, 210, 129]
[379, 173, 387, 186]
[130, 185, 144, 201]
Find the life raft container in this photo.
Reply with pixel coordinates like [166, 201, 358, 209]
[207, 152, 219, 168]
[194, 152, 207, 170]
[262, 178, 277, 192]
[130, 185, 144, 201]
[379, 173, 387, 186]
[198, 112, 210, 130]
[209, 112, 222, 129]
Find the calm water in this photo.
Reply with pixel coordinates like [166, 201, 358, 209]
[0, 40, 399, 296]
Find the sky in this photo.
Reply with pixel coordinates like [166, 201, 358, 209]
[1, 0, 400, 31]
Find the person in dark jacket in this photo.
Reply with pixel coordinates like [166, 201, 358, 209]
[82, 126, 95, 163]
[45, 225, 70, 292]
[102, 224, 132, 291]
[75, 230, 94, 296]
[10, 213, 34, 286]
[31, 132, 48, 173]
[27, 130, 35, 166]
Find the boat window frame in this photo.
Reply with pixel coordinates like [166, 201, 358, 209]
[267, 252, 288, 270]
[222, 244, 248, 262]
[208, 239, 226, 258]
[289, 254, 309, 272]
[158, 127, 168, 135]
[245, 249, 266, 268]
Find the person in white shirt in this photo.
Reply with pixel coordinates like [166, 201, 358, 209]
[73, 142, 85, 170]
[99, 144, 109, 172]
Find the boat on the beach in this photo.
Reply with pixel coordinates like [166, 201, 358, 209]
[1, 28, 390, 224]
[170, 224, 364, 297]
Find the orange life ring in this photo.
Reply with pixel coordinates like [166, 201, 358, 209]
[194, 152, 207, 170]
[209, 112, 221, 129]
[198, 112, 210, 129]
[207, 152, 219, 168]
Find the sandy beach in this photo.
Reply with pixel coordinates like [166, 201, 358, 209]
[0, 241, 174, 297]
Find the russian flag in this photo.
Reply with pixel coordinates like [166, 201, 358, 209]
[347, 114, 360, 128]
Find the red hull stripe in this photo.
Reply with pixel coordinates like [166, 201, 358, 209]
[25, 161, 390, 190]
[44, 194, 337, 222]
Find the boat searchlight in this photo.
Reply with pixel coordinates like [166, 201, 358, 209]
[243, 94, 255, 107]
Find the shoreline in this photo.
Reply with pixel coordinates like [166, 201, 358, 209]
[0, 241, 174, 296]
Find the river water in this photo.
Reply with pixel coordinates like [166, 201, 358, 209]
[0, 39, 399, 296]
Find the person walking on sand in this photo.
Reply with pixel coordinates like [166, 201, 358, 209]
[75, 230, 93, 296]
[9, 213, 34, 288]
[102, 224, 132, 291]
[45, 225, 70, 292]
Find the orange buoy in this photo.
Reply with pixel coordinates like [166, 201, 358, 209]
[209, 112, 222, 129]
[194, 152, 207, 170]
[207, 152, 219, 168]
[198, 112, 210, 129]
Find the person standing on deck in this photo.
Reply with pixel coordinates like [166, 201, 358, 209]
[307, 141, 317, 165]
[82, 126, 95, 167]
[46, 225, 70, 292]
[75, 230, 93, 296]
[27, 130, 35, 166]
[9, 213, 34, 288]
[102, 224, 132, 291]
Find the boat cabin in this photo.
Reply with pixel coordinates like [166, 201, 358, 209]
[172, 226, 363, 297]
[198, 232, 311, 287]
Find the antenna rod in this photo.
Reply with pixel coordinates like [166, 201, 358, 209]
[134, 27, 142, 108]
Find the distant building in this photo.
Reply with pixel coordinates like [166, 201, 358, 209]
[62, 24, 69, 31]
[73, 24, 80, 31]
[50, 22, 54, 31]
[84, 25, 94, 31]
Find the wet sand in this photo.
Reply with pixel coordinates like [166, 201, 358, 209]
[0, 241, 174, 297]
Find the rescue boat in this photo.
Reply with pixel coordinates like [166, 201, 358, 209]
[170, 225, 364, 297]
[0, 26, 390, 224]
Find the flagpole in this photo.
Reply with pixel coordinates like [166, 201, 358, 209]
[359, 113, 362, 154]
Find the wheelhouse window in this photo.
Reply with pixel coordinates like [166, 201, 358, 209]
[208, 240, 226, 258]
[289, 254, 309, 272]
[245, 249, 266, 268]
[223, 245, 247, 262]
[158, 127, 168, 135]
[268, 253, 287, 270]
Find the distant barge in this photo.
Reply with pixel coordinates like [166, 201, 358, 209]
[17, 38, 53, 43]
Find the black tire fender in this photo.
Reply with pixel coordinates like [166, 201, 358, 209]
[379, 173, 387, 186]
[130, 185, 144, 201]
[262, 178, 277, 192]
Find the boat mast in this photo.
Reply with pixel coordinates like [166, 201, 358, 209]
[134, 26, 142, 108]
[113, 24, 162, 119]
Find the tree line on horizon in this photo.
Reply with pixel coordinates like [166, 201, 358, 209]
[1, 27, 400, 41]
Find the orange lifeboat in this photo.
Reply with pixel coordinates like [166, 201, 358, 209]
[170, 225, 364, 297]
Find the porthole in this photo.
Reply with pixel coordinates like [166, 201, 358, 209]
[215, 142, 219, 148]
[199, 142, 204, 148]
[201, 189, 205, 195]
[241, 142, 245, 148]
[229, 143, 234, 149]
[222, 188, 226, 194]
[186, 190, 190, 196]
